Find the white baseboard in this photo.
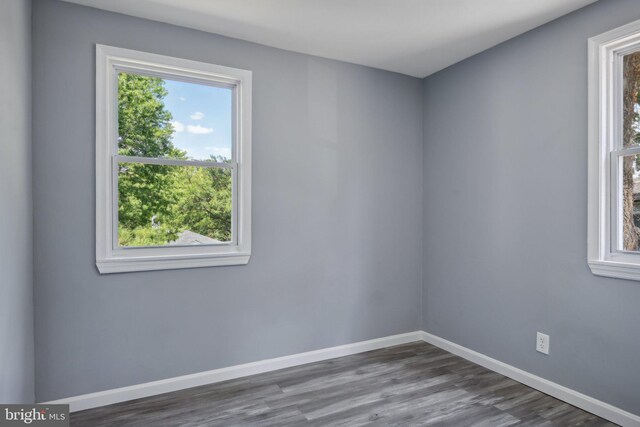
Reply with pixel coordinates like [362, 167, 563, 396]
[44, 331, 423, 412]
[419, 331, 640, 427]
[44, 330, 640, 426]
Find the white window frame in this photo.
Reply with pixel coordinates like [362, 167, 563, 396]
[588, 19, 640, 281]
[95, 45, 251, 274]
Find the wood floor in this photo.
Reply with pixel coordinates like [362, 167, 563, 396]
[71, 342, 617, 426]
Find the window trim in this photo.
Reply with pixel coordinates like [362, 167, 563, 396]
[588, 19, 640, 280]
[96, 45, 251, 274]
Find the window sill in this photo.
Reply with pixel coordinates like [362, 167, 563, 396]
[588, 259, 640, 281]
[96, 253, 250, 274]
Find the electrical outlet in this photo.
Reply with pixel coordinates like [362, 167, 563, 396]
[536, 332, 549, 355]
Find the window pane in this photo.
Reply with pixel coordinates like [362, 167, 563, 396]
[623, 51, 640, 147]
[117, 162, 232, 247]
[118, 72, 233, 161]
[622, 155, 640, 251]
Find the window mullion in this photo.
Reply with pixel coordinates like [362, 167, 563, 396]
[115, 155, 235, 169]
[612, 146, 640, 157]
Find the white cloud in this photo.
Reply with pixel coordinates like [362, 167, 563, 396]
[170, 121, 184, 132]
[179, 96, 186, 101]
[187, 124, 214, 135]
[205, 146, 232, 159]
[190, 111, 205, 120]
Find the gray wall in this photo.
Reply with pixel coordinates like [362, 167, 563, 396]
[0, 0, 35, 404]
[32, 0, 423, 401]
[422, 0, 640, 415]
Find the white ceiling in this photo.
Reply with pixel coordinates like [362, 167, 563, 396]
[61, 0, 597, 78]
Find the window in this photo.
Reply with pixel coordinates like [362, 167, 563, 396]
[588, 20, 640, 280]
[96, 45, 251, 273]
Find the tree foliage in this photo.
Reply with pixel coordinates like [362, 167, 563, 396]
[173, 163, 233, 242]
[117, 73, 232, 246]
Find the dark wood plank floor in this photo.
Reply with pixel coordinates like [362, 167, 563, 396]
[71, 342, 617, 426]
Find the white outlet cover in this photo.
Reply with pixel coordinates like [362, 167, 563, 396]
[536, 332, 550, 355]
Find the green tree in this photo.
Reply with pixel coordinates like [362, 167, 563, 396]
[118, 73, 179, 158]
[172, 157, 232, 242]
[117, 73, 185, 234]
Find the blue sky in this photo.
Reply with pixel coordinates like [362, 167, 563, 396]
[163, 79, 232, 160]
